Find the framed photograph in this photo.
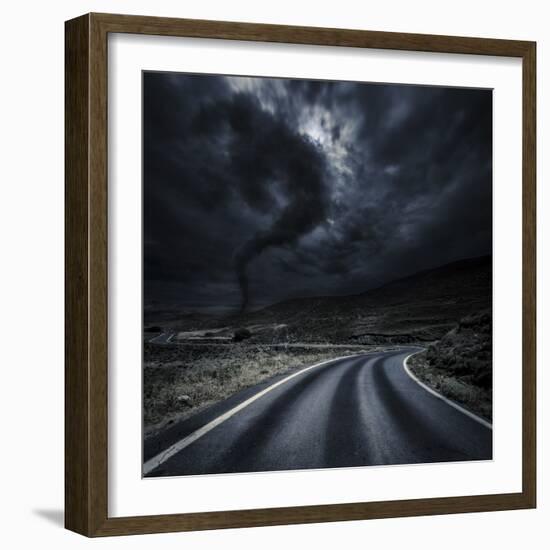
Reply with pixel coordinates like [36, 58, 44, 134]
[65, 13, 536, 536]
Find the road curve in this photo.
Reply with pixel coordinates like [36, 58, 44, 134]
[148, 331, 175, 344]
[144, 348, 492, 477]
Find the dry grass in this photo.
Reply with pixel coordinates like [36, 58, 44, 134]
[408, 310, 492, 421]
[409, 349, 492, 421]
[144, 342, 375, 437]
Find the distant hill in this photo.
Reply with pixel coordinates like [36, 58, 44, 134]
[147, 255, 491, 346]
[231, 255, 492, 345]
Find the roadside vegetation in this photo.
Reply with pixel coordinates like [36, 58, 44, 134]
[408, 310, 492, 421]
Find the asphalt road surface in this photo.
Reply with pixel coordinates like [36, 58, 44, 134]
[148, 331, 175, 344]
[144, 348, 492, 477]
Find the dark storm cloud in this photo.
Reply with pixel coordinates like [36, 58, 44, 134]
[191, 92, 330, 311]
[143, 72, 492, 312]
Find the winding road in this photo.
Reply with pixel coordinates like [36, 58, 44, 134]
[144, 348, 492, 477]
[148, 331, 175, 344]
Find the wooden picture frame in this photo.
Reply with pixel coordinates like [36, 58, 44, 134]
[65, 12, 536, 537]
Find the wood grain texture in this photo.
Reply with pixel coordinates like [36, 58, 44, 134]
[93, 493, 533, 536]
[64, 12, 537, 537]
[521, 42, 537, 508]
[88, 13, 110, 536]
[65, 14, 91, 536]
[92, 12, 533, 56]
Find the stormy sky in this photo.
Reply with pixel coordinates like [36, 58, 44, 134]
[143, 72, 492, 313]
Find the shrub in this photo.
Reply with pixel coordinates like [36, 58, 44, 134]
[233, 328, 253, 342]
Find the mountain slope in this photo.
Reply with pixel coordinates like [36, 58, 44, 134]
[233, 255, 491, 344]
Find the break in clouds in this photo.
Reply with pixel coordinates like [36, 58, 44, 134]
[143, 72, 492, 313]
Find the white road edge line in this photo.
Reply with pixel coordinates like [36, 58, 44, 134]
[403, 351, 492, 430]
[143, 351, 372, 475]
